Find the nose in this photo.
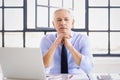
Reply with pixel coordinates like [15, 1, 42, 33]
[60, 20, 66, 25]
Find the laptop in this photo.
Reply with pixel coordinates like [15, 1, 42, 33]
[0, 48, 47, 80]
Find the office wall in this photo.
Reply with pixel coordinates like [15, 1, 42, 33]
[93, 57, 120, 73]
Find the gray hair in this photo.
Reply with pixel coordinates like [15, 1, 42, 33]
[53, 8, 74, 19]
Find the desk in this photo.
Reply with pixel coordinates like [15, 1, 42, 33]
[46, 74, 89, 80]
[2, 73, 120, 80]
[3, 74, 89, 80]
[90, 73, 120, 80]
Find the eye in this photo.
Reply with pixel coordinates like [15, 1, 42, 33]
[65, 18, 70, 21]
[57, 19, 62, 21]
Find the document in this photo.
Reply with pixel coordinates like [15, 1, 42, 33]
[0, 65, 3, 80]
[91, 73, 120, 80]
[110, 73, 120, 80]
[68, 74, 89, 80]
[46, 74, 89, 80]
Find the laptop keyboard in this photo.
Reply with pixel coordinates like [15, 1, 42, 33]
[97, 74, 112, 80]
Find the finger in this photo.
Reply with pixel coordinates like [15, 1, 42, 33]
[63, 35, 71, 39]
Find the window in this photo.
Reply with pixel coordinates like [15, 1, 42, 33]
[27, 0, 86, 30]
[89, 0, 120, 56]
[0, 0, 120, 56]
[0, 0, 24, 48]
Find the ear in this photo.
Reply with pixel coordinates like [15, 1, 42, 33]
[72, 19, 75, 28]
[52, 21, 55, 28]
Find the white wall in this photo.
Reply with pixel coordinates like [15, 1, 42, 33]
[92, 57, 120, 73]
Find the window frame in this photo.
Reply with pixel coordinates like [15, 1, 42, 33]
[0, 0, 120, 57]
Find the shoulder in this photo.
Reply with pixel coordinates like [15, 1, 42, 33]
[72, 32, 90, 47]
[72, 31, 89, 40]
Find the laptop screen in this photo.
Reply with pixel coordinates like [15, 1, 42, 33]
[0, 48, 46, 80]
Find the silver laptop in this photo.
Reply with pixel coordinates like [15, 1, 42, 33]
[0, 48, 46, 80]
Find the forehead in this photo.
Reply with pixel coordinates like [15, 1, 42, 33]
[54, 10, 72, 19]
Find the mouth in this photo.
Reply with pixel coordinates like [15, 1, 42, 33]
[59, 28, 68, 32]
[60, 28, 67, 30]
[60, 27, 68, 30]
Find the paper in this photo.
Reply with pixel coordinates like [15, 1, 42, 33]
[68, 74, 89, 80]
[0, 64, 3, 80]
[110, 73, 120, 80]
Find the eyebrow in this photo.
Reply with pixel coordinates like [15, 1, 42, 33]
[56, 17, 71, 19]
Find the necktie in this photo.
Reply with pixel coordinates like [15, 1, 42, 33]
[61, 44, 68, 73]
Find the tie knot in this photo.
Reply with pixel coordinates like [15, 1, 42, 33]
[62, 44, 65, 48]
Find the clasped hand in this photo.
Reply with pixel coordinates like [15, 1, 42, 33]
[55, 33, 72, 49]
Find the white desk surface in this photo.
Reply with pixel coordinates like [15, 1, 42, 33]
[90, 73, 120, 80]
[1, 73, 120, 80]
[46, 74, 89, 80]
[3, 74, 89, 80]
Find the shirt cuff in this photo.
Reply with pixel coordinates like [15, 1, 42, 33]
[80, 55, 93, 74]
[80, 55, 88, 73]
[45, 67, 51, 74]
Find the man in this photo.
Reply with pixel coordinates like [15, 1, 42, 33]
[40, 8, 93, 74]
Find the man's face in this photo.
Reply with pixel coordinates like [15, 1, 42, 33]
[53, 10, 74, 34]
